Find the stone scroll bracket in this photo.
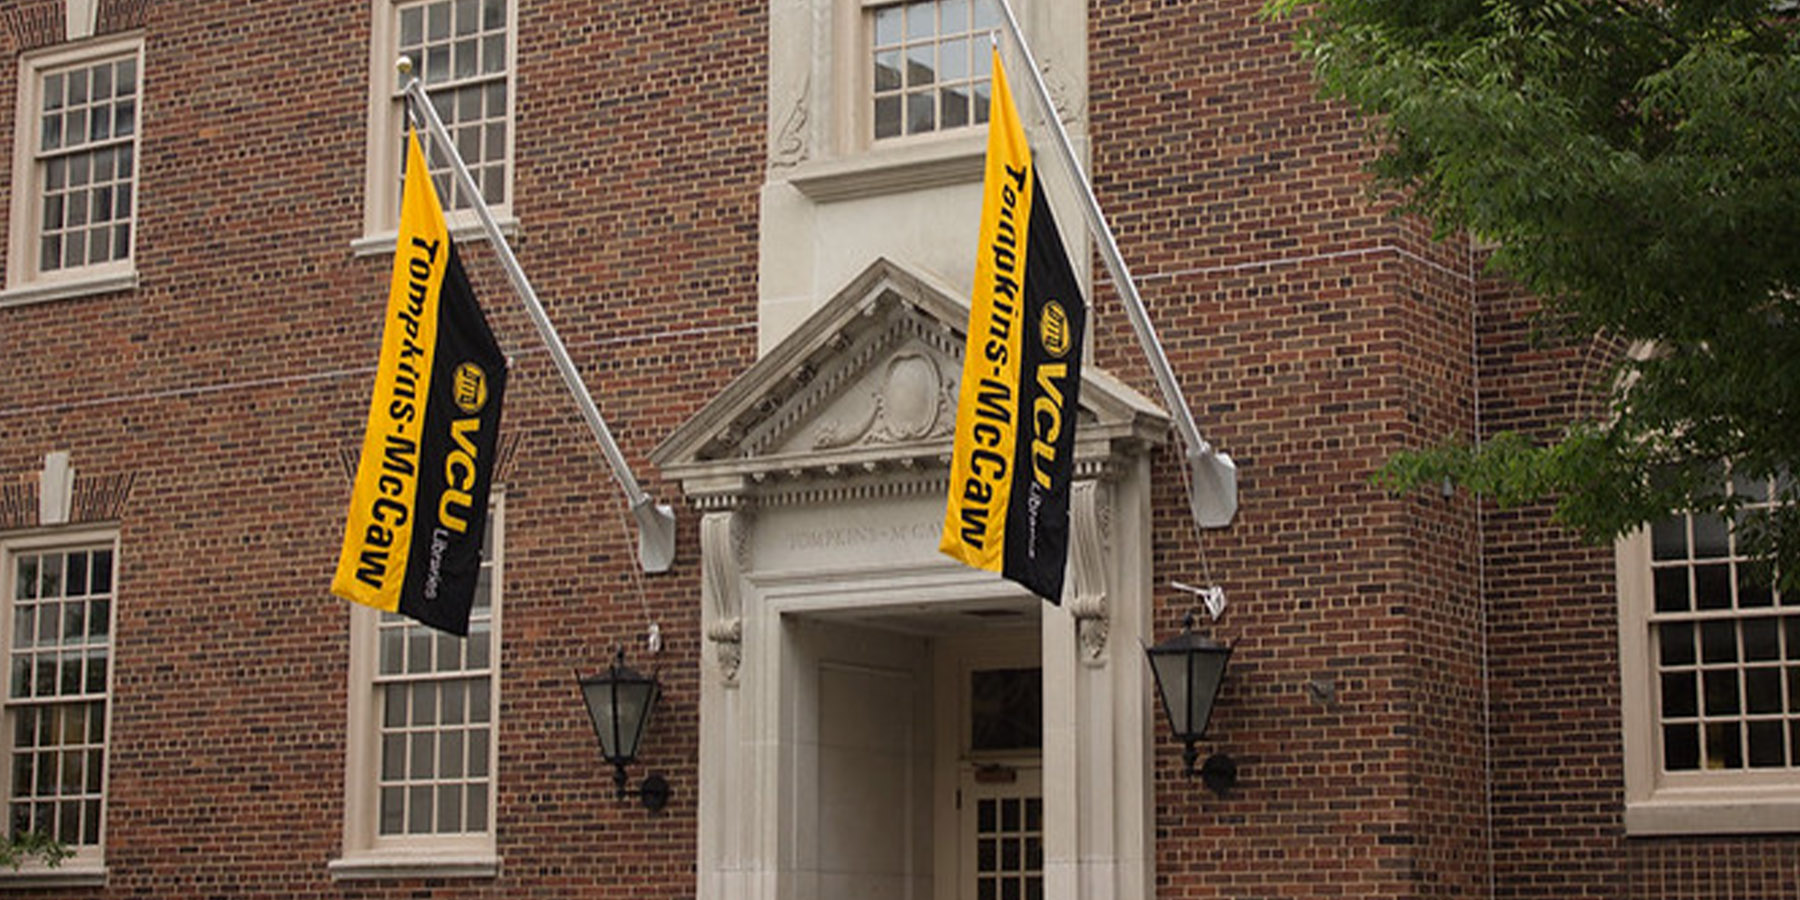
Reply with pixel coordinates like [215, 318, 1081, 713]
[1066, 480, 1111, 665]
[700, 511, 748, 686]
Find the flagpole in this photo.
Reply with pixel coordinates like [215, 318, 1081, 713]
[398, 59, 677, 573]
[988, 1, 1237, 528]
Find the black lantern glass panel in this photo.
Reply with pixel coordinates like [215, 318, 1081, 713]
[581, 670, 657, 764]
[1146, 632, 1230, 741]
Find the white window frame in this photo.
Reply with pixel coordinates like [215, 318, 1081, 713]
[1617, 507, 1800, 835]
[0, 528, 117, 886]
[332, 495, 502, 879]
[2, 35, 143, 307]
[358, 0, 516, 253]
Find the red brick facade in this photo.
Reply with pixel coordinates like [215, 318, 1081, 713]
[0, 0, 1791, 897]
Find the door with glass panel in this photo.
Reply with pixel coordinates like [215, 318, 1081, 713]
[960, 766, 1042, 900]
[958, 663, 1042, 900]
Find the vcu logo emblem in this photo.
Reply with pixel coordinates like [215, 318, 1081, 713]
[442, 361, 491, 534]
[1040, 300, 1072, 358]
[453, 362, 489, 414]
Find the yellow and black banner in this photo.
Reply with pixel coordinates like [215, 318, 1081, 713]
[332, 130, 506, 636]
[940, 51, 1086, 604]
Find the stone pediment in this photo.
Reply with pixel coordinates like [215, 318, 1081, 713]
[650, 258, 1169, 508]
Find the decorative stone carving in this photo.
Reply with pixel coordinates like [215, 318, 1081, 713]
[652, 259, 1172, 513]
[812, 352, 955, 450]
[1039, 60, 1086, 131]
[1066, 481, 1110, 664]
[771, 75, 810, 168]
[701, 511, 746, 685]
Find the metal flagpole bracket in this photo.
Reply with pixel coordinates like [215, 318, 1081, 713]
[632, 498, 677, 574]
[397, 57, 678, 573]
[987, 2, 1238, 529]
[1187, 447, 1238, 529]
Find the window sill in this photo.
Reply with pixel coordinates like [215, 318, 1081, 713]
[0, 864, 106, 889]
[328, 852, 500, 881]
[350, 216, 519, 258]
[785, 133, 986, 203]
[1625, 790, 1800, 836]
[0, 270, 137, 308]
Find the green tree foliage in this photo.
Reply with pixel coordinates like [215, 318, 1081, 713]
[1269, 0, 1800, 582]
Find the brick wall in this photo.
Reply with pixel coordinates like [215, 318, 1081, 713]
[1477, 274, 1800, 897]
[2, 0, 1791, 896]
[1089, 0, 1488, 896]
[0, 0, 761, 895]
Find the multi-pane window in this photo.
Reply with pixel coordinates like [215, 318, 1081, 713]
[372, 583, 495, 837]
[35, 55, 137, 274]
[363, 0, 512, 242]
[341, 501, 499, 864]
[869, 0, 997, 140]
[2, 539, 114, 863]
[1647, 474, 1798, 773]
[963, 664, 1042, 900]
[395, 0, 510, 212]
[973, 792, 1043, 900]
[7, 39, 141, 293]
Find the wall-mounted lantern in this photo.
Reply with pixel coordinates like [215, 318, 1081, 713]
[577, 649, 671, 812]
[1145, 613, 1237, 796]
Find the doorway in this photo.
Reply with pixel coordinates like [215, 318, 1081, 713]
[935, 631, 1042, 900]
[782, 607, 1043, 900]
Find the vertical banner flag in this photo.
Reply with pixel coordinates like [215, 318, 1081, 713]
[940, 50, 1086, 604]
[332, 130, 507, 636]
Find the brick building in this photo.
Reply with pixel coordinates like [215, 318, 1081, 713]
[0, 0, 1795, 897]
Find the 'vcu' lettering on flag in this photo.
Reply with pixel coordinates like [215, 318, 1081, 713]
[333, 129, 507, 636]
[940, 49, 1086, 604]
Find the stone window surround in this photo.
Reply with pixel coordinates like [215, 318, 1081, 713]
[769, 0, 1084, 202]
